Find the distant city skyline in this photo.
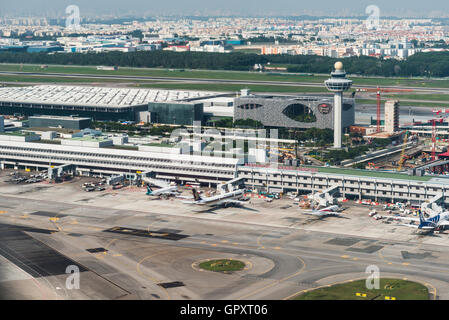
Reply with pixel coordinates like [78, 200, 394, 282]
[1, 0, 449, 19]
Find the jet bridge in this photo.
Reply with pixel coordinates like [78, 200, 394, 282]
[140, 170, 176, 188]
[311, 185, 340, 207]
[217, 177, 245, 194]
[421, 193, 444, 215]
[107, 174, 126, 186]
[48, 164, 76, 180]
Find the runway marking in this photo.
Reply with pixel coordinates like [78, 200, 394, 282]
[93, 238, 120, 260]
[136, 250, 186, 300]
[402, 262, 410, 266]
[237, 254, 307, 300]
[341, 255, 350, 259]
[221, 240, 229, 243]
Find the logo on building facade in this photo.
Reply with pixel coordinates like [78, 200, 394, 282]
[318, 103, 332, 114]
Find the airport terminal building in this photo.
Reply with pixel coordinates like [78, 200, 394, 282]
[0, 85, 355, 130]
[0, 85, 223, 124]
[0, 136, 449, 205]
[233, 94, 355, 130]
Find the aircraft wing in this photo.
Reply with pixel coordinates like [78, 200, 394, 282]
[397, 223, 419, 229]
[438, 221, 449, 227]
[181, 200, 198, 205]
[302, 210, 341, 216]
[302, 211, 328, 216]
[221, 199, 245, 205]
[383, 215, 420, 222]
[177, 195, 194, 200]
[395, 223, 435, 231]
[213, 199, 245, 207]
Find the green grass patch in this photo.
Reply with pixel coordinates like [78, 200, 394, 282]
[199, 259, 245, 272]
[294, 278, 429, 300]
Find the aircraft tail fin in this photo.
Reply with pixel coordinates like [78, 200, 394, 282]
[192, 188, 202, 201]
[146, 185, 152, 195]
[419, 210, 426, 224]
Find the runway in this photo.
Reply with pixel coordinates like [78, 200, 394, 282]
[1, 70, 449, 93]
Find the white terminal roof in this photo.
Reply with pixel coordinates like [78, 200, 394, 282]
[0, 85, 224, 108]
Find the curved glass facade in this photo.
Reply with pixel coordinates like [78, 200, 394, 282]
[282, 103, 317, 123]
[148, 102, 203, 126]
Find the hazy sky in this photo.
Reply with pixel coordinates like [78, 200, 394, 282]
[2, 0, 449, 18]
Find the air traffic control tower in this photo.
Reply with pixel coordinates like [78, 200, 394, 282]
[325, 62, 353, 149]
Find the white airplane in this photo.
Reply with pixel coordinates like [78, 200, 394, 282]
[183, 188, 245, 207]
[384, 211, 449, 232]
[146, 184, 180, 197]
[302, 205, 343, 217]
